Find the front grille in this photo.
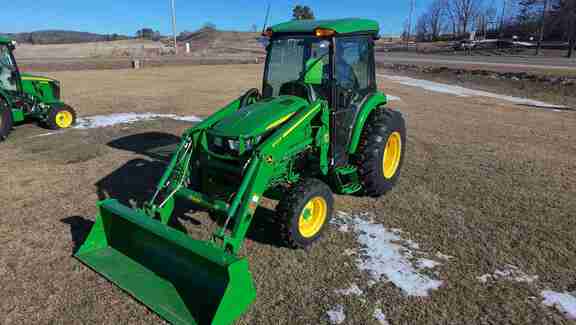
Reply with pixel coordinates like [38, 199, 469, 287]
[206, 134, 239, 157]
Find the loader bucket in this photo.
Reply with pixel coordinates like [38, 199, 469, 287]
[75, 199, 256, 325]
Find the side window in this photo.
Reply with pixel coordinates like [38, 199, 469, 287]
[335, 37, 373, 92]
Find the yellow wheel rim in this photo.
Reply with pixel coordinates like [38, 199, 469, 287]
[55, 110, 73, 128]
[383, 131, 402, 179]
[298, 196, 327, 238]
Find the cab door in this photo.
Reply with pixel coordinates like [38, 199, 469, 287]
[0, 44, 21, 93]
[330, 36, 376, 166]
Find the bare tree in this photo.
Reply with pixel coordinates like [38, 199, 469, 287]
[449, 0, 485, 35]
[416, 15, 432, 41]
[415, 0, 446, 41]
[429, 0, 446, 40]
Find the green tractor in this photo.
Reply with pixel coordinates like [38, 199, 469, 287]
[0, 37, 76, 141]
[76, 19, 406, 325]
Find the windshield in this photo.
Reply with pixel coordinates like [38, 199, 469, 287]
[0, 45, 16, 71]
[263, 36, 329, 97]
[0, 45, 17, 92]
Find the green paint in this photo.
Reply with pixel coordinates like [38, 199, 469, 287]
[0, 41, 72, 138]
[347, 91, 388, 154]
[77, 17, 404, 325]
[270, 18, 379, 35]
[304, 57, 325, 85]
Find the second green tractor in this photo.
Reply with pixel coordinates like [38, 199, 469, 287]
[77, 18, 406, 325]
[0, 37, 76, 141]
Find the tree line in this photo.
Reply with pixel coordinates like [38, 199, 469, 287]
[413, 0, 576, 56]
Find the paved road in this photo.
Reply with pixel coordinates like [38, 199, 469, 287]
[377, 52, 576, 71]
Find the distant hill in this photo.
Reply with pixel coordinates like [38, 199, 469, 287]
[0, 30, 130, 44]
[173, 27, 264, 55]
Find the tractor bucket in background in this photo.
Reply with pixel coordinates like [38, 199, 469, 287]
[75, 199, 256, 325]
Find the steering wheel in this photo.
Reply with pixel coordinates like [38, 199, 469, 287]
[278, 80, 316, 103]
[239, 88, 261, 108]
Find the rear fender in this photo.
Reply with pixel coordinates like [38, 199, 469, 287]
[347, 91, 388, 155]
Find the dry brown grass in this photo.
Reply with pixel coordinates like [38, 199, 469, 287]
[1, 65, 575, 324]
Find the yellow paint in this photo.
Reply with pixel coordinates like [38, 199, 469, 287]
[298, 196, 327, 238]
[383, 131, 402, 179]
[265, 113, 295, 130]
[21, 76, 52, 83]
[272, 105, 320, 147]
[55, 110, 73, 128]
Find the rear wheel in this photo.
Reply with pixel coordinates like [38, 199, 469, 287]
[0, 99, 13, 141]
[356, 108, 406, 197]
[277, 178, 334, 248]
[46, 105, 76, 130]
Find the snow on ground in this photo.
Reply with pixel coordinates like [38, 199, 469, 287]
[378, 74, 568, 109]
[386, 95, 402, 101]
[334, 284, 364, 296]
[477, 264, 538, 283]
[373, 307, 390, 325]
[332, 211, 444, 297]
[326, 304, 346, 324]
[74, 112, 202, 129]
[541, 290, 576, 320]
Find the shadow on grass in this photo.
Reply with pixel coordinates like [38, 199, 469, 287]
[62, 132, 286, 254]
[60, 216, 94, 254]
[107, 131, 181, 162]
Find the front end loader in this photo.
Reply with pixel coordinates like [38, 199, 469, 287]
[76, 18, 406, 325]
[0, 37, 76, 141]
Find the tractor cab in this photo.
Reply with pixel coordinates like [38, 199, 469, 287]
[262, 19, 379, 166]
[0, 39, 19, 93]
[0, 37, 76, 141]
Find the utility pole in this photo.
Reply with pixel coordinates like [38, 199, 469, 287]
[262, 1, 271, 33]
[406, 0, 415, 48]
[535, 0, 549, 56]
[499, 0, 508, 39]
[170, 0, 178, 55]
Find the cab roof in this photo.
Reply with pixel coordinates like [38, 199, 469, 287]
[0, 36, 12, 44]
[270, 18, 379, 36]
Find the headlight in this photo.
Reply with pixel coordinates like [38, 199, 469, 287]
[213, 136, 223, 147]
[228, 139, 240, 151]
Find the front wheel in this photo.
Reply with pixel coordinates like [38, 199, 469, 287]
[356, 108, 406, 197]
[276, 178, 334, 249]
[45, 105, 77, 130]
[0, 100, 13, 141]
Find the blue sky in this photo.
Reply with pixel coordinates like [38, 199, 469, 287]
[1, 1, 434, 36]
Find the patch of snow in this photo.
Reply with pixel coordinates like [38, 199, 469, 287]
[373, 308, 390, 325]
[541, 290, 576, 320]
[327, 304, 346, 324]
[335, 212, 443, 297]
[378, 75, 567, 109]
[416, 259, 442, 269]
[477, 265, 538, 283]
[386, 95, 402, 101]
[74, 113, 202, 129]
[335, 284, 364, 296]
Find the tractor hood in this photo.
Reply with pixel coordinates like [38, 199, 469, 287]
[19, 73, 61, 101]
[209, 95, 308, 138]
[20, 73, 58, 83]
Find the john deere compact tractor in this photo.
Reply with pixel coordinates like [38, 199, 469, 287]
[0, 37, 76, 140]
[77, 19, 406, 325]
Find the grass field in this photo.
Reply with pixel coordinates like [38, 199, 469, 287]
[1, 65, 575, 324]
